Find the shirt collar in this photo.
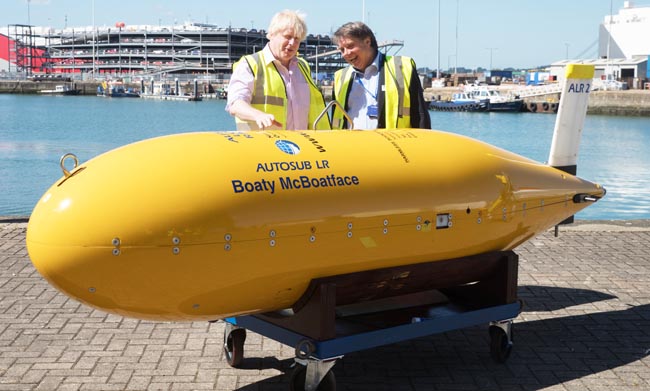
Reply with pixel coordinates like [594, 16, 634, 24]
[354, 51, 382, 77]
[262, 44, 298, 68]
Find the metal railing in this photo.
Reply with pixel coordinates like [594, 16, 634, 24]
[511, 84, 562, 98]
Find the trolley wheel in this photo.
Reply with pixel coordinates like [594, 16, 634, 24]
[489, 324, 513, 363]
[289, 365, 336, 391]
[224, 328, 246, 367]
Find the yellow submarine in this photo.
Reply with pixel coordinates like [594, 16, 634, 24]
[26, 64, 604, 322]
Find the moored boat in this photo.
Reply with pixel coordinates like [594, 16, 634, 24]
[429, 92, 489, 112]
[39, 84, 81, 96]
[465, 85, 524, 112]
[140, 93, 202, 102]
[97, 81, 140, 98]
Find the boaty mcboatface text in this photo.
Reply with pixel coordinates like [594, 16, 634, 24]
[231, 160, 360, 194]
[232, 175, 360, 194]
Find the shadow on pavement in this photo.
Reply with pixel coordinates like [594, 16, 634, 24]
[235, 286, 649, 390]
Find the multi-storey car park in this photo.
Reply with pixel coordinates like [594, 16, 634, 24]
[48, 24, 342, 79]
[2, 22, 405, 85]
[2, 23, 342, 82]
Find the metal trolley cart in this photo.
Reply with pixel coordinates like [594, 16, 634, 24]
[223, 251, 522, 391]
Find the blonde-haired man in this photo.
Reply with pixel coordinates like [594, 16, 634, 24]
[226, 10, 329, 130]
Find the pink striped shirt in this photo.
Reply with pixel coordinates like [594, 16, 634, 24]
[226, 45, 310, 130]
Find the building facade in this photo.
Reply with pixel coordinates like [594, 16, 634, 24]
[2, 23, 341, 81]
[599, 1, 650, 60]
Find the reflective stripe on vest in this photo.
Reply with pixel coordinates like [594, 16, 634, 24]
[332, 67, 354, 129]
[247, 53, 285, 107]
[384, 56, 412, 127]
[235, 52, 329, 130]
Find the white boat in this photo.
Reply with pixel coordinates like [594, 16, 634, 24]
[465, 85, 524, 112]
[140, 93, 202, 102]
[429, 91, 489, 111]
[97, 81, 140, 98]
[140, 81, 202, 101]
[39, 85, 81, 95]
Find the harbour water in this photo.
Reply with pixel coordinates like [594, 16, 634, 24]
[1, 94, 648, 220]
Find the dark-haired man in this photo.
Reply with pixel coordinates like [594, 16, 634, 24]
[331, 21, 430, 130]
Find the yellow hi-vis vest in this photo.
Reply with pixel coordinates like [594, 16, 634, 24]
[332, 55, 413, 129]
[233, 52, 330, 130]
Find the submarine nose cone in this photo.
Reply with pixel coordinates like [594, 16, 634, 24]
[26, 183, 81, 292]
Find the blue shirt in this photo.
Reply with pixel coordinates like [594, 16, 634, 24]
[347, 52, 382, 130]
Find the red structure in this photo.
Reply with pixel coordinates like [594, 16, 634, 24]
[2, 27, 50, 75]
[0, 33, 13, 65]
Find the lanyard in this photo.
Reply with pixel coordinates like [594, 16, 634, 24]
[355, 74, 378, 101]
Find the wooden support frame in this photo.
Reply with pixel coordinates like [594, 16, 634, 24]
[256, 251, 519, 341]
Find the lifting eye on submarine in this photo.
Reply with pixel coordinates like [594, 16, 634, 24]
[60, 153, 78, 178]
[57, 153, 86, 186]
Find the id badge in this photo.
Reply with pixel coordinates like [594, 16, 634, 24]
[367, 105, 379, 118]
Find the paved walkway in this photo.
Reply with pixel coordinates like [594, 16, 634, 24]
[1, 220, 649, 391]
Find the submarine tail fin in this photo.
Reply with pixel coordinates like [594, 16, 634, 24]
[548, 63, 596, 226]
[548, 63, 595, 174]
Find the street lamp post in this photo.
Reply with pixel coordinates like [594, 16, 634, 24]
[447, 55, 456, 73]
[486, 47, 497, 71]
[92, 0, 96, 78]
[436, 0, 441, 79]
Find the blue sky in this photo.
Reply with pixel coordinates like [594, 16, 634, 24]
[1, 0, 631, 70]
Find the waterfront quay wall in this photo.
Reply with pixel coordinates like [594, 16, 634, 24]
[0, 79, 221, 96]
[0, 80, 103, 95]
[425, 87, 650, 116]
[2, 80, 650, 116]
[588, 90, 650, 116]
